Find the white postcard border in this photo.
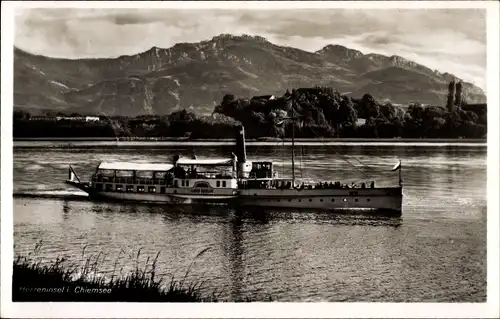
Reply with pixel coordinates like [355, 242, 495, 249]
[1, 1, 499, 318]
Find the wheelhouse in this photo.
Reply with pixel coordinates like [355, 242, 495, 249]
[249, 161, 275, 179]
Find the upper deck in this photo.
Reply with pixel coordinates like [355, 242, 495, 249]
[92, 159, 240, 190]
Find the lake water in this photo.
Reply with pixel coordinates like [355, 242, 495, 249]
[13, 143, 487, 302]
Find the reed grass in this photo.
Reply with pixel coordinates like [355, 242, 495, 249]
[12, 243, 218, 302]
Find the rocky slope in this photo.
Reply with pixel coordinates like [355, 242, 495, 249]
[14, 34, 486, 116]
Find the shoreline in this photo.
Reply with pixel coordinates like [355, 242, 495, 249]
[12, 250, 272, 302]
[13, 137, 487, 143]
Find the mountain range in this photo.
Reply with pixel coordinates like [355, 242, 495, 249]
[14, 34, 486, 117]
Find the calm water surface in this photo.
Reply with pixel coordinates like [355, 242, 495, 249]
[13, 143, 486, 302]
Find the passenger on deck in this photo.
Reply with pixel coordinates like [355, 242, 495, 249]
[191, 168, 198, 178]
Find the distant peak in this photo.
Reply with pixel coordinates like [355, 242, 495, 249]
[365, 53, 386, 59]
[321, 44, 349, 51]
[389, 55, 418, 68]
[389, 55, 408, 63]
[210, 33, 269, 43]
[316, 44, 363, 59]
[145, 46, 164, 53]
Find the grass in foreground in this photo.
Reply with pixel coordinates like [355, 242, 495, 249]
[12, 246, 217, 302]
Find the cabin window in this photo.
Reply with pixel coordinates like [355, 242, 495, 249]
[160, 187, 166, 194]
[320, 199, 323, 202]
[216, 181, 221, 187]
[331, 199, 335, 202]
[116, 170, 134, 178]
[137, 186, 145, 193]
[105, 184, 113, 191]
[181, 180, 185, 187]
[95, 183, 103, 191]
[367, 198, 371, 202]
[185, 180, 189, 187]
[148, 186, 156, 193]
[309, 199, 312, 202]
[298, 199, 302, 202]
[116, 185, 123, 192]
[126, 185, 134, 192]
[174, 180, 178, 188]
[343, 198, 347, 202]
[355, 198, 358, 202]
[222, 181, 227, 187]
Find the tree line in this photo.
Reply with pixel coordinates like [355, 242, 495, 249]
[13, 87, 486, 139]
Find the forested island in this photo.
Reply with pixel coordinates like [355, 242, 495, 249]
[13, 86, 487, 140]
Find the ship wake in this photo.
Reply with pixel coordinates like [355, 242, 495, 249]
[13, 189, 89, 201]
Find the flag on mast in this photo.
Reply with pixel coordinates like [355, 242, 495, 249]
[391, 160, 401, 171]
[68, 165, 81, 183]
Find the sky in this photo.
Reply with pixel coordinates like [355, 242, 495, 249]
[14, 8, 487, 89]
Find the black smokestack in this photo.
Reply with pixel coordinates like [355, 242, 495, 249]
[235, 125, 246, 163]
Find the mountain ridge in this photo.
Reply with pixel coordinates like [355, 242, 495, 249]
[14, 34, 486, 116]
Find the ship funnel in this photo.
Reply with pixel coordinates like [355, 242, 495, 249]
[235, 125, 247, 163]
[173, 154, 180, 165]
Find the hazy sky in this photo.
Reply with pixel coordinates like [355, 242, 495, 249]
[15, 8, 486, 89]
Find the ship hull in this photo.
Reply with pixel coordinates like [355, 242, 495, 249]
[88, 191, 236, 205]
[82, 186, 402, 213]
[236, 187, 403, 213]
[89, 191, 172, 203]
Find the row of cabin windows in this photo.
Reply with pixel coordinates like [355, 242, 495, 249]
[95, 183, 166, 194]
[179, 180, 227, 187]
[95, 176, 170, 185]
[96, 182, 230, 191]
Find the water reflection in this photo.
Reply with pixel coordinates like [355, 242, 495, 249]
[73, 200, 403, 228]
[224, 212, 245, 300]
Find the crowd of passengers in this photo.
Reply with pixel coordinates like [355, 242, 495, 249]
[300, 181, 375, 189]
[245, 180, 376, 190]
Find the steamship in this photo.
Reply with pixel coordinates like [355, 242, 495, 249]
[65, 125, 404, 214]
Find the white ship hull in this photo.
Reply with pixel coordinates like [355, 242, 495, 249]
[91, 191, 172, 203]
[85, 186, 402, 214]
[90, 190, 237, 205]
[236, 187, 402, 212]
